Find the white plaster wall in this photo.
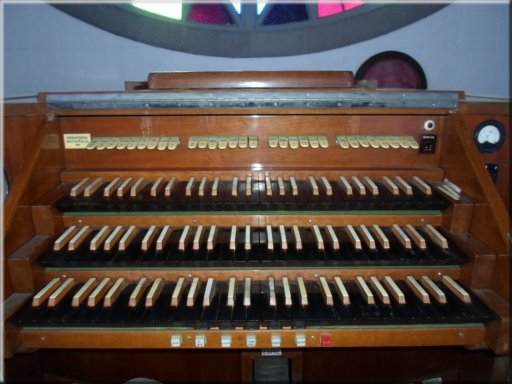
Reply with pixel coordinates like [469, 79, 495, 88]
[3, 3, 510, 98]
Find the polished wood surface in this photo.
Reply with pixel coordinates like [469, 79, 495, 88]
[148, 71, 354, 89]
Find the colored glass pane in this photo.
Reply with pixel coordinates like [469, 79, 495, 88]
[263, 4, 308, 25]
[190, 4, 233, 25]
[132, 2, 183, 20]
[318, 1, 364, 18]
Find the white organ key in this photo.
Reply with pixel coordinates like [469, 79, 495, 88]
[266, 225, 274, 250]
[53, 225, 78, 251]
[320, 176, 333, 196]
[178, 226, 191, 251]
[186, 277, 200, 307]
[104, 225, 124, 251]
[103, 177, 121, 197]
[437, 184, 461, 201]
[391, 224, 412, 250]
[442, 275, 471, 304]
[72, 277, 97, 307]
[423, 224, 449, 249]
[297, 277, 308, 307]
[227, 277, 236, 308]
[293, 225, 303, 250]
[346, 225, 362, 250]
[198, 177, 207, 197]
[362, 176, 379, 196]
[265, 174, 272, 196]
[229, 225, 237, 251]
[104, 277, 125, 307]
[371, 225, 390, 250]
[141, 225, 158, 251]
[411, 176, 432, 195]
[47, 278, 75, 307]
[119, 225, 138, 251]
[369, 276, 390, 305]
[358, 225, 376, 250]
[129, 277, 148, 307]
[289, 176, 298, 196]
[279, 225, 288, 251]
[312, 225, 324, 250]
[244, 225, 251, 251]
[70, 177, 90, 197]
[116, 177, 133, 197]
[185, 177, 195, 197]
[383, 276, 406, 305]
[382, 176, 399, 196]
[351, 176, 366, 196]
[319, 276, 334, 306]
[356, 276, 375, 305]
[395, 176, 413, 195]
[202, 277, 216, 307]
[150, 177, 164, 197]
[232, 177, 239, 197]
[145, 278, 163, 308]
[84, 177, 103, 197]
[404, 225, 427, 250]
[164, 177, 176, 197]
[268, 277, 277, 307]
[207, 225, 217, 251]
[282, 277, 292, 307]
[334, 277, 350, 305]
[420, 276, 447, 304]
[68, 225, 92, 251]
[339, 176, 353, 196]
[277, 176, 285, 196]
[156, 225, 172, 251]
[211, 177, 220, 197]
[243, 277, 251, 307]
[171, 277, 186, 307]
[193, 225, 204, 251]
[406, 276, 430, 304]
[245, 176, 252, 196]
[130, 177, 145, 197]
[32, 277, 61, 307]
[87, 277, 111, 307]
[90, 226, 111, 251]
[308, 176, 319, 196]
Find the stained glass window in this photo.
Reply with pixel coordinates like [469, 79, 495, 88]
[57, 3, 445, 57]
[318, 1, 364, 18]
[262, 4, 308, 25]
[190, 4, 233, 25]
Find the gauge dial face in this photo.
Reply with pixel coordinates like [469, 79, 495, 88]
[474, 120, 505, 153]
[476, 124, 501, 144]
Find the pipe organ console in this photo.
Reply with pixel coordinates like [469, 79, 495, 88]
[3, 71, 509, 381]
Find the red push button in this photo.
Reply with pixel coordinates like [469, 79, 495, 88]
[320, 334, 332, 347]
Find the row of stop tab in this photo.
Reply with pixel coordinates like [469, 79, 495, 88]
[170, 333, 309, 348]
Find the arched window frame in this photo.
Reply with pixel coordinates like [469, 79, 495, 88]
[54, 3, 447, 57]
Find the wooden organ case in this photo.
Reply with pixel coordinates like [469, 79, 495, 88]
[3, 72, 510, 382]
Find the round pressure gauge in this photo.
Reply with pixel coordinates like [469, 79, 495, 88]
[473, 120, 505, 153]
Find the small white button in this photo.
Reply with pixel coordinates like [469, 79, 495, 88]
[295, 334, 306, 347]
[221, 335, 232, 348]
[195, 335, 206, 348]
[170, 335, 182, 348]
[271, 335, 281, 348]
[246, 335, 257, 348]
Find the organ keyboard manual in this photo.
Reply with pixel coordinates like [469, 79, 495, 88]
[3, 71, 509, 382]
